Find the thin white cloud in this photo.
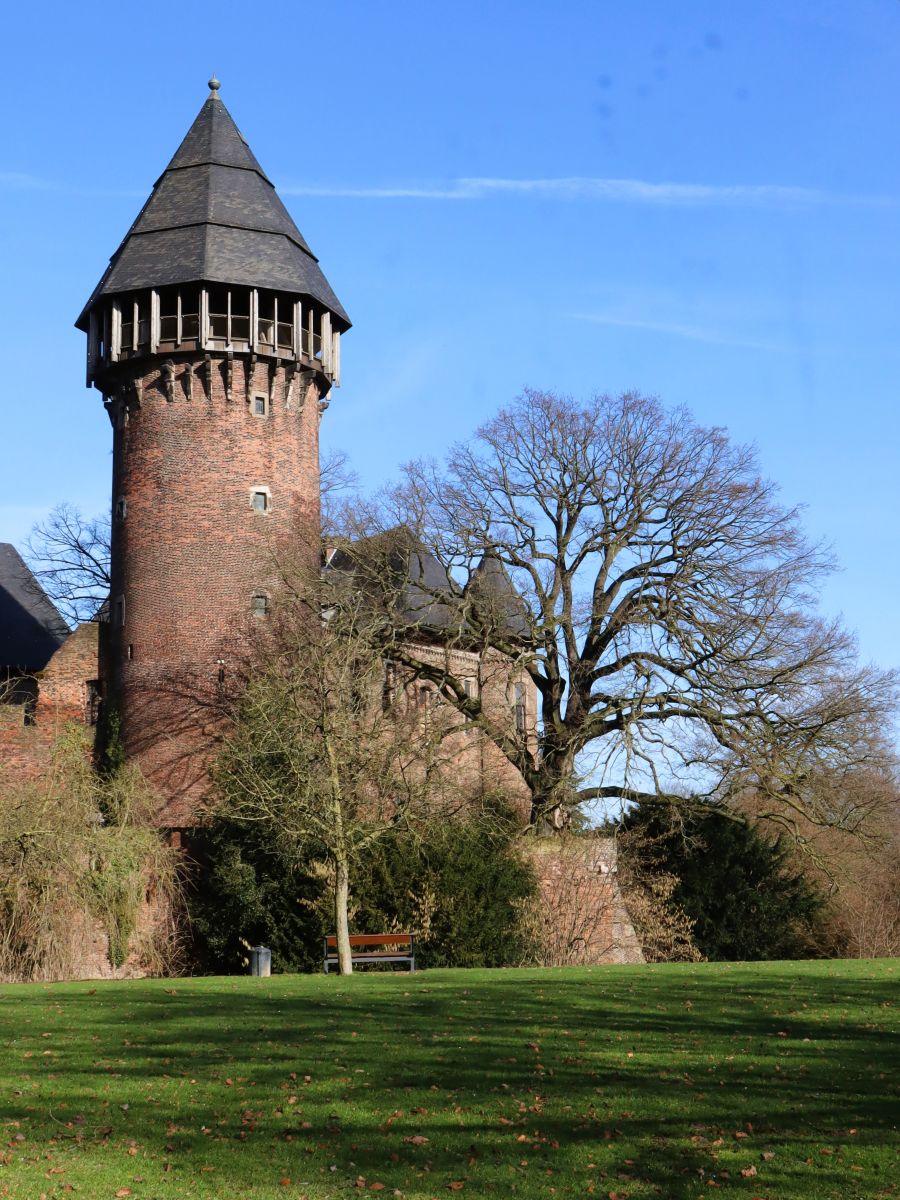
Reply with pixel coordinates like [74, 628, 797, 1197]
[281, 175, 889, 209]
[2, 168, 887, 210]
[0, 171, 53, 190]
[0, 172, 142, 198]
[573, 312, 788, 352]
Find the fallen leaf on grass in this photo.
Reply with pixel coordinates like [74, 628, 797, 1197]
[115, 1190, 132, 1198]
[404, 1135, 429, 1146]
[740, 1165, 758, 1178]
[447, 1184, 465, 1192]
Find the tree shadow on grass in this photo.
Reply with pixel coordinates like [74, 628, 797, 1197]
[0, 964, 896, 1198]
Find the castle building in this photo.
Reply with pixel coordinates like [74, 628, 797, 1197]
[75, 79, 350, 825]
[1, 81, 643, 975]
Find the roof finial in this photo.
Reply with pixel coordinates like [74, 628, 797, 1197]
[208, 74, 221, 95]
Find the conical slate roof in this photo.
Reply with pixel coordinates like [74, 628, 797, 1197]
[76, 85, 349, 330]
[466, 551, 531, 640]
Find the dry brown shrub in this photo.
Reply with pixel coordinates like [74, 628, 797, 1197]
[0, 725, 183, 981]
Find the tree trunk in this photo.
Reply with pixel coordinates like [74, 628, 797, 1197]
[530, 758, 575, 830]
[334, 856, 353, 975]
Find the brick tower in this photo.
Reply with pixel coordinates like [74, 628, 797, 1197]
[75, 78, 350, 825]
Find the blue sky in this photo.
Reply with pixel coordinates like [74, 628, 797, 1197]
[1, 0, 898, 679]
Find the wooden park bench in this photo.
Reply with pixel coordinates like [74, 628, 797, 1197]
[323, 933, 416, 973]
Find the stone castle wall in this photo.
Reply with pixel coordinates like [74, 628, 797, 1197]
[0, 623, 99, 785]
[523, 836, 645, 966]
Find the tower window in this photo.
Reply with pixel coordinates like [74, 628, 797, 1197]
[159, 286, 178, 343]
[382, 659, 398, 711]
[114, 596, 125, 628]
[513, 682, 527, 736]
[253, 393, 268, 417]
[250, 489, 270, 513]
[86, 679, 102, 726]
[257, 292, 275, 348]
[115, 497, 127, 521]
[462, 676, 478, 734]
[251, 594, 270, 617]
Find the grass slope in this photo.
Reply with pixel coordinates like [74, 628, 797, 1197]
[0, 960, 896, 1199]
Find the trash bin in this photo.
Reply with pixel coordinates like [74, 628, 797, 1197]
[249, 945, 271, 977]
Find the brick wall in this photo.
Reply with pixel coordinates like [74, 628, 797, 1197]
[0, 623, 99, 785]
[402, 640, 536, 820]
[523, 837, 644, 965]
[102, 356, 325, 825]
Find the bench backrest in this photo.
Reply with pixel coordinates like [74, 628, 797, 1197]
[324, 933, 413, 951]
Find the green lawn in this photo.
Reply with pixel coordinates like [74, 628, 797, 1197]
[0, 960, 896, 1200]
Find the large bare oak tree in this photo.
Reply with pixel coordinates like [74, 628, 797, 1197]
[353, 389, 897, 831]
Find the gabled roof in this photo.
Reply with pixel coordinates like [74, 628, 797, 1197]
[76, 85, 349, 330]
[0, 544, 69, 672]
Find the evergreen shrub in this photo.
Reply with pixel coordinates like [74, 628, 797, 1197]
[187, 803, 535, 973]
[620, 804, 830, 961]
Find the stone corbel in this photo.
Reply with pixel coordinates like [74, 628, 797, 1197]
[204, 354, 214, 400]
[283, 362, 297, 411]
[162, 359, 176, 403]
[225, 351, 234, 402]
[246, 352, 257, 404]
[132, 375, 143, 408]
[185, 362, 196, 402]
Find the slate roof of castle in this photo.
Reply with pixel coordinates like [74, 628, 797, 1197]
[327, 530, 530, 643]
[0, 544, 69, 672]
[76, 84, 349, 330]
[465, 550, 531, 639]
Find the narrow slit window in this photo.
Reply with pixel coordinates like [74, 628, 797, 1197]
[513, 682, 527, 736]
[251, 489, 270, 513]
[382, 660, 398, 711]
[253, 393, 267, 417]
[463, 676, 478, 732]
[252, 594, 269, 617]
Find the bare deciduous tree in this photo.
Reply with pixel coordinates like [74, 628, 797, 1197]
[320, 446, 360, 539]
[213, 567, 459, 974]
[24, 449, 356, 625]
[354, 389, 897, 832]
[25, 503, 111, 626]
